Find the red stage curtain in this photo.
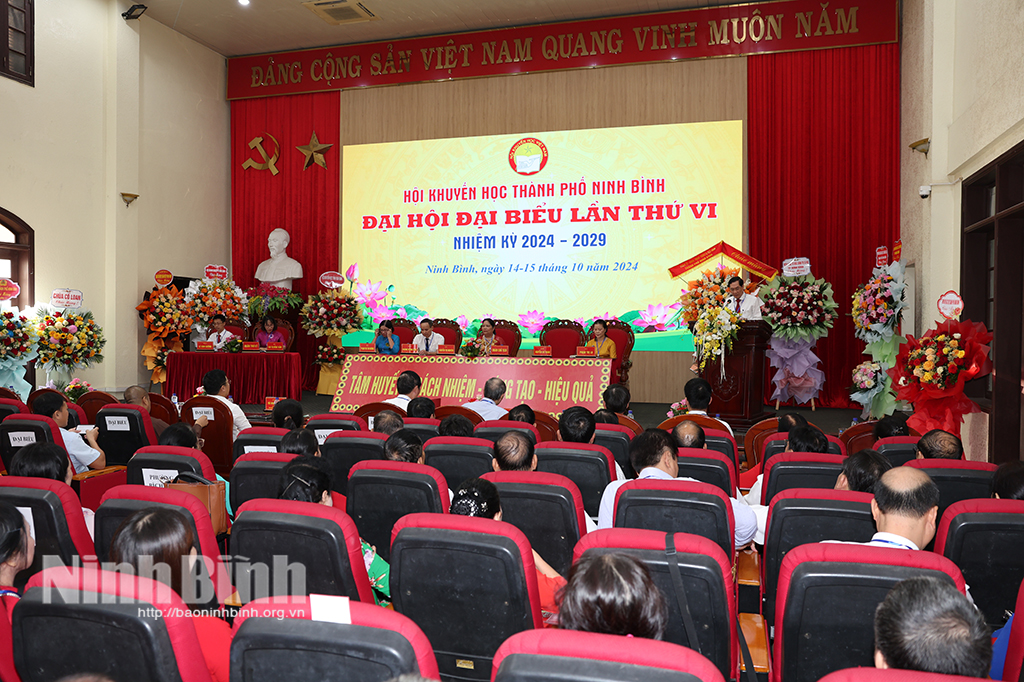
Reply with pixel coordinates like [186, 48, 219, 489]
[748, 44, 900, 409]
[230, 92, 341, 391]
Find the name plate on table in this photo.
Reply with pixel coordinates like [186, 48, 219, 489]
[266, 342, 285, 352]
[400, 344, 416, 354]
[438, 344, 456, 355]
[196, 342, 215, 352]
[490, 345, 509, 356]
[576, 346, 597, 357]
[264, 396, 283, 412]
[533, 346, 552, 357]
[242, 341, 260, 353]
[359, 343, 375, 353]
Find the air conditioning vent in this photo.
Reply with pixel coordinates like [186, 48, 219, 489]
[303, 0, 378, 25]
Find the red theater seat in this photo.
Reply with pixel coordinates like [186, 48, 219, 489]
[404, 416, 441, 443]
[127, 445, 217, 485]
[594, 423, 634, 478]
[535, 441, 616, 518]
[76, 390, 119, 424]
[95, 404, 159, 465]
[306, 413, 368, 443]
[424, 436, 495, 490]
[474, 420, 540, 445]
[15, 567, 216, 682]
[232, 426, 289, 462]
[676, 447, 737, 497]
[0, 397, 27, 423]
[233, 596, 440, 680]
[874, 436, 920, 467]
[230, 451, 296, 511]
[319, 430, 387, 496]
[772, 542, 966, 682]
[904, 458, 998, 521]
[491, 629, 726, 682]
[761, 453, 845, 506]
[391, 513, 541, 681]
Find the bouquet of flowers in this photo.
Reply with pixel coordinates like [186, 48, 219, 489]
[141, 337, 183, 384]
[761, 275, 838, 342]
[315, 343, 345, 366]
[849, 360, 895, 418]
[678, 266, 757, 323]
[34, 308, 106, 371]
[460, 338, 486, 358]
[693, 306, 740, 376]
[183, 278, 249, 333]
[223, 338, 243, 354]
[666, 399, 689, 419]
[888, 319, 992, 435]
[852, 261, 905, 345]
[0, 310, 36, 365]
[63, 378, 92, 402]
[246, 282, 303, 319]
[300, 291, 364, 337]
[136, 286, 193, 338]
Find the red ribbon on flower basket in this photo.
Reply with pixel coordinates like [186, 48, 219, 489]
[887, 319, 992, 437]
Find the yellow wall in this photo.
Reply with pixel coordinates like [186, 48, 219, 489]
[0, 2, 229, 392]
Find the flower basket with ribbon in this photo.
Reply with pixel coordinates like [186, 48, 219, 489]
[679, 266, 758, 324]
[693, 306, 740, 378]
[33, 307, 106, 373]
[888, 319, 992, 436]
[850, 360, 895, 419]
[141, 337, 184, 384]
[183, 278, 249, 335]
[314, 343, 345, 367]
[0, 309, 37, 400]
[300, 291, 364, 338]
[850, 261, 906, 417]
[137, 285, 193, 385]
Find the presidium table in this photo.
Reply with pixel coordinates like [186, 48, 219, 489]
[331, 355, 612, 414]
[165, 351, 303, 405]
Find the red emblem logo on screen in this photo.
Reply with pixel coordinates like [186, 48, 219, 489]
[509, 138, 548, 176]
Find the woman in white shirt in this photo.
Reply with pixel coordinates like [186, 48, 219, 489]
[202, 369, 251, 440]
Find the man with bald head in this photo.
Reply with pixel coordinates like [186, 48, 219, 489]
[672, 420, 706, 450]
[123, 385, 206, 439]
[916, 429, 964, 460]
[863, 467, 940, 550]
[462, 377, 508, 420]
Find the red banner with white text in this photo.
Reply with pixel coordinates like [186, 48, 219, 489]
[227, 0, 898, 100]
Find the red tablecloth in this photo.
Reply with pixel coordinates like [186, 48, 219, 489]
[165, 352, 302, 405]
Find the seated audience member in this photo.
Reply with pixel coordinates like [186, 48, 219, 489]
[462, 377, 508, 420]
[743, 424, 831, 507]
[594, 409, 618, 424]
[0, 500, 33, 591]
[202, 370, 251, 441]
[449, 477, 565, 618]
[672, 421, 706, 450]
[507, 404, 536, 424]
[559, 405, 625, 481]
[777, 412, 809, 433]
[406, 397, 436, 419]
[124, 385, 207, 439]
[32, 392, 105, 473]
[438, 413, 474, 438]
[155, 422, 231, 514]
[873, 414, 911, 440]
[874, 576, 990, 678]
[413, 318, 442, 356]
[204, 314, 236, 351]
[558, 552, 667, 640]
[383, 429, 424, 465]
[492, 431, 536, 473]
[835, 449, 892, 493]
[278, 428, 319, 457]
[374, 320, 400, 356]
[477, 318, 507, 356]
[383, 370, 420, 410]
[255, 316, 285, 348]
[916, 429, 964, 459]
[373, 410, 404, 436]
[992, 460, 1024, 500]
[9, 442, 94, 538]
[585, 320, 617, 359]
[832, 467, 939, 551]
[279, 456, 390, 604]
[602, 383, 631, 417]
[683, 378, 733, 436]
[109, 508, 232, 682]
[271, 398, 304, 430]
[598, 429, 757, 548]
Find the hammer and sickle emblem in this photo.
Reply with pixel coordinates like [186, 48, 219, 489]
[242, 133, 280, 175]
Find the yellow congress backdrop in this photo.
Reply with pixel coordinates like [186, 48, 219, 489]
[342, 121, 742, 320]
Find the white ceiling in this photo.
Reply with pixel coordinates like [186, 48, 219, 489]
[139, 0, 761, 58]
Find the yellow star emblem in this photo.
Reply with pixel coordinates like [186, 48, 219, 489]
[296, 132, 333, 170]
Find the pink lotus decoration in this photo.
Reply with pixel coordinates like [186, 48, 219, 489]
[593, 312, 619, 323]
[638, 304, 674, 331]
[573, 317, 588, 326]
[345, 263, 359, 282]
[456, 315, 469, 330]
[518, 310, 548, 334]
[369, 306, 396, 324]
[353, 280, 387, 308]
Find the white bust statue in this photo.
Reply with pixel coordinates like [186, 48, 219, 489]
[255, 228, 303, 290]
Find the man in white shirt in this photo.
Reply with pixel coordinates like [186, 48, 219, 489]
[462, 377, 508, 420]
[32, 392, 105, 474]
[383, 370, 420, 410]
[597, 428, 757, 549]
[413, 318, 442, 355]
[492, 430, 598, 533]
[204, 314, 237, 350]
[202, 369, 251, 441]
[724, 276, 763, 321]
[856, 466, 939, 551]
[682, 377, 734, 437]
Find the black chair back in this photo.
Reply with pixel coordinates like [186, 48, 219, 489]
[423, 436, 494, 491]
[320, 432, 387, 496]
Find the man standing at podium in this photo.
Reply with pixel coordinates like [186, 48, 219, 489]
[724, 276, 763, 320]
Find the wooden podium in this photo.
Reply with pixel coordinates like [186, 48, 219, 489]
[699, 320, 771, 430]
